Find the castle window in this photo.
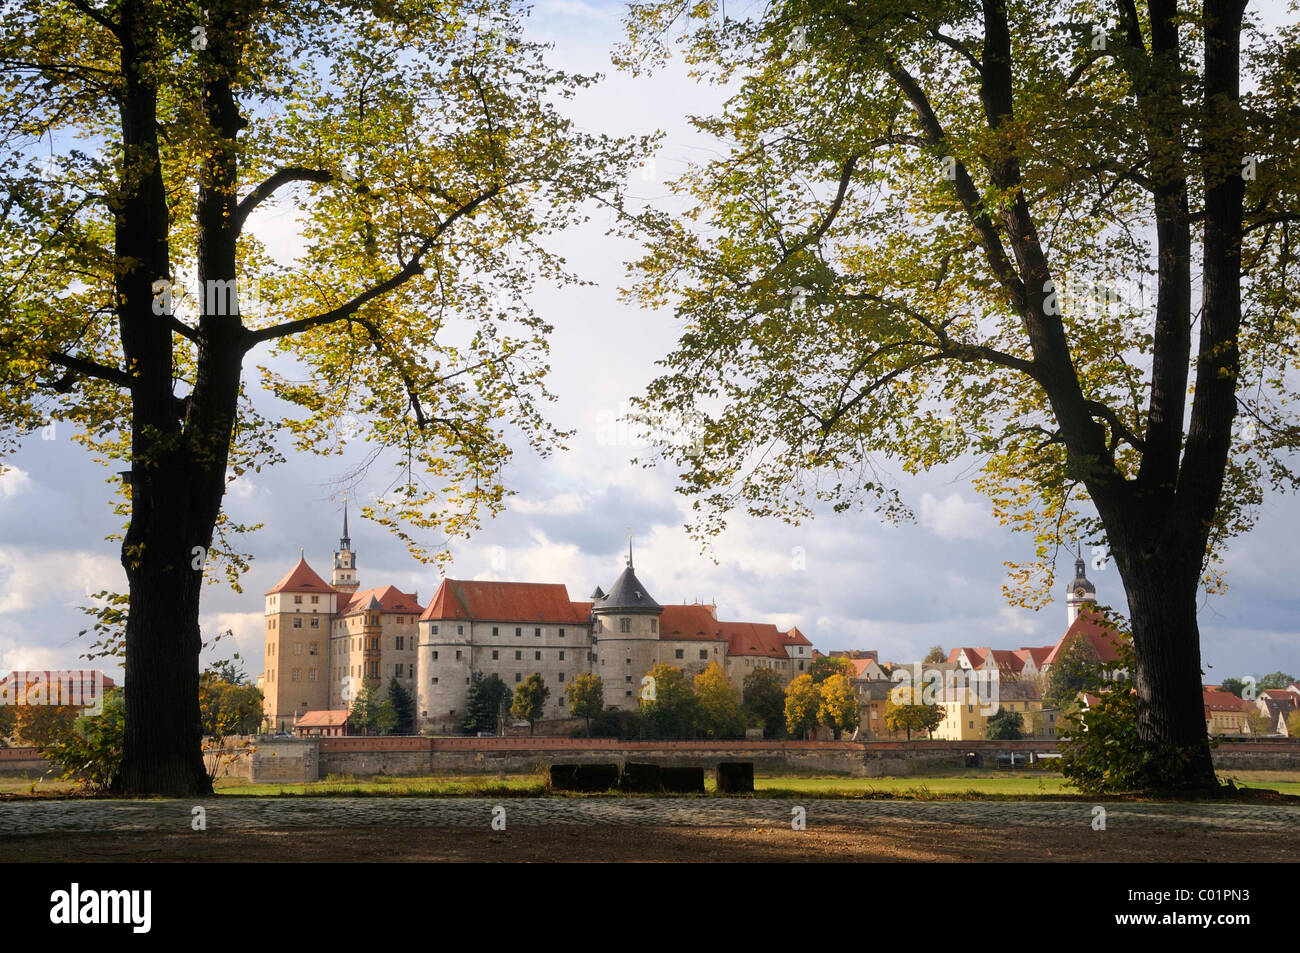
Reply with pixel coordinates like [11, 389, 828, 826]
[626, 658, 631, 665]
[559, 629, 565, 638]
[397, 617, 403, 624]
[455, 650, 462, 660]
[625, 691, 632, 697]
[620, 618, 631, 633]
[311, 596, 319, 604]
[309, 642, 318, 655]
[395, 664, 404, 677]
[625, 675, 632, 683]
[308, 670, 317, 682]
[292, 669, 301, 682]
[493, 627, 499, 636]
[432, 677, 439, 684]
[457, 625, 463, 635]
[492, 650, 499, 660]
[515, 673, 521, 683]
[650, 619, 657, 633]
[433, 651, 438, 660]
[534, 650, 541, 661]
[294, 643, 303, 655]
[558, 651, 565, 661]
[699, 650, 708, 660]
[293, 618, 302, 629]
[675, 649, 683, 659]
[515, 651, 522, 660]
[433, 625, 439, 635]
[396, 636, 404, 650]
[515, 627, 521, 637]
[559, 673, 565, 682]
[310, 618, 319, 629]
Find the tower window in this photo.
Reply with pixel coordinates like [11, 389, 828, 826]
[559, 628, 565, 638]
[535, 627, 541, 637]
[457, 625, 463, 635]
[493, 626, 499, 636]
[620, 618, 631, 633]
[650, 619, 657, 633]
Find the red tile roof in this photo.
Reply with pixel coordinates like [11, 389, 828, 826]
[986, 649, 1025, 675]
[266, 556, 335, 595]
[419, 579, 591, 625]
[1203, 688, 1251, 712]
[338, 584, 424, 616]
[1043, 608, 1126, 666]
[659, 604, 722, 640]
[1016, 646, 1054, 668]
[783, 626, 812, 647]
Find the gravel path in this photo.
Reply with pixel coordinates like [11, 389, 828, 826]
[2, 797, 1298, 835]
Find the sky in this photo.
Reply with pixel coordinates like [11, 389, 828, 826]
[0, 0, 1297, 687]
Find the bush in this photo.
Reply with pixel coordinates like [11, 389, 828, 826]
[40, 687, 125, 791]
[716, 761, 754, 793]
[1058, 632, 1221, 794]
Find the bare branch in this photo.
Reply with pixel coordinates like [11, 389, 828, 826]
[233, 167, 333, 234]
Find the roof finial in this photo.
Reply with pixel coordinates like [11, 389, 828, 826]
[627, 526, 633, 567]
[340, 493, 351, 549]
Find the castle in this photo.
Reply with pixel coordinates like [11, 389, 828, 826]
[261, 510, 814, 732]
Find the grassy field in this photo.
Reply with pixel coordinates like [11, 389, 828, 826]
[3, 769, 1296, 799]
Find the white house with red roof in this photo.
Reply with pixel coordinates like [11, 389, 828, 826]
[263, 520, 815, 733]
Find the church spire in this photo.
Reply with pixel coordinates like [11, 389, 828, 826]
[333, 496, 358, 592]
[1066, 543, 1097, 625]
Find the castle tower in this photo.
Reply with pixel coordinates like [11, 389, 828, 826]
[263, 554, 335, 730]
[592, 541, 663, 711]
[1065, 547, 1097, 625]
[333, 497, 359, 592]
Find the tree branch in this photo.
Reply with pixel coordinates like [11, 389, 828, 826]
[233, 166, 333, 234]
[241, 183, 501, 349]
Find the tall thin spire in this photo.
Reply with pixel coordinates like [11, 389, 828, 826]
[626, 526, 633, 567]
[340, 494, 351, 549]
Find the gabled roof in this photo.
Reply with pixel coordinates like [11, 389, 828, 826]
[419, 579, 590, 625]
[338, 584, 423, 616]
[783, 626, 812, 647]
[266, 556, 334, 595]
[986, 649, 1025, 675]
[1043, 608, 1125, 666]
[718, 621, 790, 658]
[1016, 646, 1054, 668]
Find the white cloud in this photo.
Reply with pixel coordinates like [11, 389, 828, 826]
[0, 465, 32, 501]
[0, 547, 124, 615]
[919, 491, 990, 541]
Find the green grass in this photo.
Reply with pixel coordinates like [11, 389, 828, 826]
[4, 768, 1296, 800]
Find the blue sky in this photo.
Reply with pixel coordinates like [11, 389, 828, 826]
[0, 0, 1296, 686]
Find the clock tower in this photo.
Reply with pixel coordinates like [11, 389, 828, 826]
[1065, 548, 1097, 625]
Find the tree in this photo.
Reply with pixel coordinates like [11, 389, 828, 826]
[783, 674, 821, 739]
[817, 673, 860, 739]
[0, 703, 13, 745]
[1044, 633, 1104, 711]
[0, 1, 646, 795]
[1244, 710, 1271, 736]
[883, 690, 945, 741]
[924, 646, 947, 665]
[14, 705, 80, 749]
[461, 674, 511, 736]
[743, 667, 786, 738]
[349, 680, 381, 736]
[1258, 672, 1297, 690]
[564, 673, 605, 735]
[511, 674, 550, 736]
[198, 668, 263, 737]
[619, 0, 1300, 792]
[387, 678, 415, 736]
[986, 709, 1025, 740]
[640, 663, 698, 739]
[694, 662, 746, 739]
[1220, 677, 1246, 698]
[371, 699, 399, 736]
[809, 655, 855, 684]
[1287, 710, 1300, 738]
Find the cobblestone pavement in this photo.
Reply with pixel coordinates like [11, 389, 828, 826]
[1, 797, 1298, 835]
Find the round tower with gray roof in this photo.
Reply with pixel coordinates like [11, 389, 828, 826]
[592, 542, 664, 711]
